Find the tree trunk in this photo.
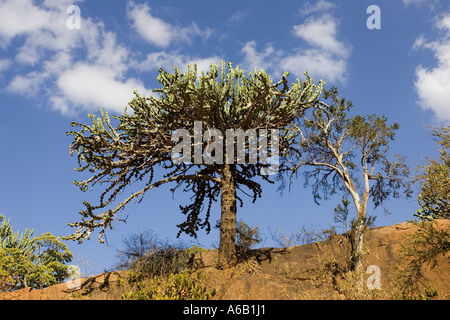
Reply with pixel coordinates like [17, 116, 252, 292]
[350, 168, 370, 274]
[350, 216, 365, 273]
[217, 164, 237, 269]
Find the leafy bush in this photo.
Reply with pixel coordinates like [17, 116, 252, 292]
[116, 230, 207, 277]
[0, 214, 73, 291]
[391, 220, 449, 299]
[236, 219, 262, 258]
[116, 230, 214, 300]
[121, 269, 215, 300]
[414, 125, 449, 221]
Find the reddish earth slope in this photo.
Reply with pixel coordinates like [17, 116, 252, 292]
[1, 220, 449, 300]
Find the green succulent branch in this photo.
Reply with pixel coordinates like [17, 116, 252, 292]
[65, 62, 323, 266]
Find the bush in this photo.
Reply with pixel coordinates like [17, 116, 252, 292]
[236, 219, 262, 258]
[121, 269, 215, 300]
[115, 230, 207, 278]
[270, 223, 336, 248]
[116, 230, 214, 300]
[0, 214, 73, 291]
[391, 220, 449, 300]
[414, 125, 449, 221]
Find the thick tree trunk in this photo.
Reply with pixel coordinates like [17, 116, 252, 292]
[217, 164, 237, 269]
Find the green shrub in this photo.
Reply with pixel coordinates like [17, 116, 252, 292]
[116, 230, 208, 277]
[0, 214, 73, 291]
[116, 230, 214, 300]
[121, 269, 215, 300]
[391, 220, 449, 300]
[235, 219, 262, 261]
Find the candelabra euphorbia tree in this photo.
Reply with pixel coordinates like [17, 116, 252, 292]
[66, 62, 323, 268]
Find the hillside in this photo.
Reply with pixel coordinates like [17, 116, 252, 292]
[1, 220, 449, 300]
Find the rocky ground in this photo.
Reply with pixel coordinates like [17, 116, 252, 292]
[1, 220, 449, 300]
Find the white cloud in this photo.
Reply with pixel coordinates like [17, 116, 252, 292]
[239, 9, 351, 83]
[127, 2, 173, 47]
[189, 57, 224, 74]
[0, 0, 51, 46]
[8, 71, 48, 95]
[239, 41, 282, 74]
[0, 0, 220, 115]
[134, 51, 222, 75]
[0, 59, 12, 73]
[403, 0, 436, 6]
[280, 48, 348, 83]
[403, 0, 423, 5]
[1, 0, 154, 115]
[127, 1, 212, 47]
[437, 14, 450, 31]
[403, 0, 440, 10]
[412, 34, 426, 50]
[292, 14, 349, 58]
[285, 14, 351, 82]
[299, 0, 337, 16]
[53, 64, 148, 115]
[413, 14, 450, 124]
[227, 10, 248, 25]
[46, 29, 151, 114]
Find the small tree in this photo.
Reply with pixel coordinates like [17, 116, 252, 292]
[235, 219, 262, 258]
[0, 214, 34, 256]
[414, 125, 450, 221]
[333, 195, 351, 234]
[65, 62, 323, 268]
[284, 87, 412, 272]
[0, 214, 73, 291]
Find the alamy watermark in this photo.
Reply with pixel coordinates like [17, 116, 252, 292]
[367, 5, 381, 30]
[171, 121, 279, 175]
[366, 265, 382, 290]
[67, 5, 81, 30]
[66, 264, 82, 290]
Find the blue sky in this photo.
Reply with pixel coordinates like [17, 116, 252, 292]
[1, 0, 449, 275]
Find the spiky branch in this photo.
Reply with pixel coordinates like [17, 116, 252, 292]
[65, 62, 323, 268]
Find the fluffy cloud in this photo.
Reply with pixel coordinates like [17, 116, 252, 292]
[133, 51, 222, 75]
[0, 59, 12, 73]
[292, 14, 349, 58]
[7, 71, 48, 96]
[1, 0, 153, 115]
[1, 0, 221, 115]
[239, 6, 351, 83]
[239, 41, 282, 74]
[283, 14, 351, 83]
[0, 0, 52, 46]
[52, 64, 147, 114]
[413, 14, 450, 123]
[281, 48, 348, 83]
[127, 1, 212, 47]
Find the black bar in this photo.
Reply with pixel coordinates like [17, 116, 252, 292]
[0, 299, 446, 318]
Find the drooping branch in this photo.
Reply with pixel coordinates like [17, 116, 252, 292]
[66, 173, 221, 243]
